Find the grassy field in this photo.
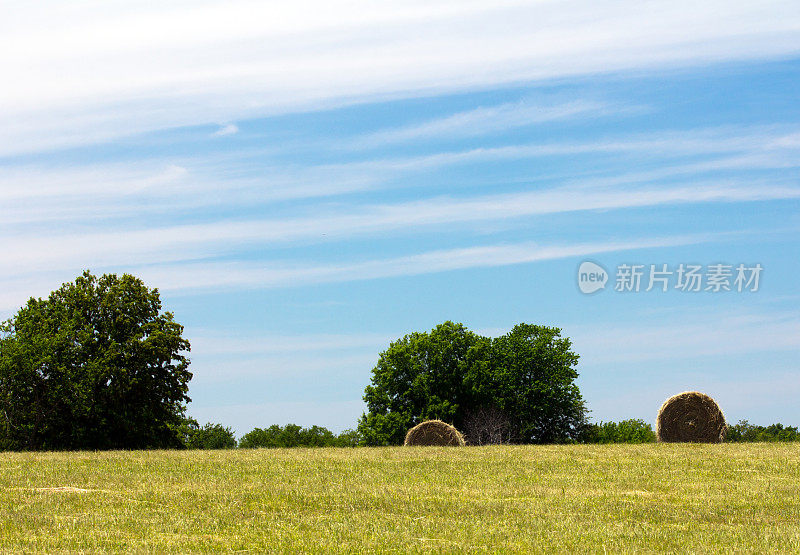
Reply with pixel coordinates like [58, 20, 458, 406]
[1, 444, 799, 552]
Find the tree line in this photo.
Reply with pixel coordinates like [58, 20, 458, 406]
[1, 271, 797, 451]
[179, 418, 800, 449]
[181, 422, 361, 449]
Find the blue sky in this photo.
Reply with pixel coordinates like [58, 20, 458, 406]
[2, 1, 799, 435]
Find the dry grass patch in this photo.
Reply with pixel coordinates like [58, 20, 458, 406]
[0, 444, 798, 552]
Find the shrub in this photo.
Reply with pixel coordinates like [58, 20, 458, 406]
[239, 425, 283, 448]
[581, 419, 656, 443]
[239, 424, 358, 448]
[726, 420, 800, 442]
[172, 416, 200, 449]
[334, 428, 362, 447]
[187, 422, 236, 449]
[299, 425, 336, 447]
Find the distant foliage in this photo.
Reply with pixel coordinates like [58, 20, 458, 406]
[187, 422, 237, 449]
[172, 416, 200, 449]
[581, 419, 656, 444]
[334, 428, 363, 447]
[725, 421, 800, 442]
[239, 424, 361, 448]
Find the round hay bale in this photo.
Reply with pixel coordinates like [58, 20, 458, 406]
[656, 391, 727, 443]
[404, 419, 465, 446]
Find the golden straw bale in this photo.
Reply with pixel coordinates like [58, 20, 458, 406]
[656, 391, 727, 443]
[404, 419, 466, 446]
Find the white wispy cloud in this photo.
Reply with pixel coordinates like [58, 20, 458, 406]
[373, 127, 800, 171]
[0, 233, 710, 314]
[2, 125, 799, 226]
[348, 99, 627, 147]
[0, 164, 190, 203]
[213, 124, 239, 137]
[1, 179, 797, 277]
[128, 234, 711, 294]
[2, 0, 799, 155]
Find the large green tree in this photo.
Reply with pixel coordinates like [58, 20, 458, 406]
[358, 322, 486, 446]
[358, 321, 587, 445]
[481, 323, 586, 444]
[0, 271, 192, 450]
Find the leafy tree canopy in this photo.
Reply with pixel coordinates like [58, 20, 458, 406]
[0, 270, 192, 450]
[358, 321, 587, 445]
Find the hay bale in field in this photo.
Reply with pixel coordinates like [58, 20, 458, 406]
[404, 419, 465, 446]
[656, 391, 727, 443]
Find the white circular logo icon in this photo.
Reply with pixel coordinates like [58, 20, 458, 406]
[577, 261, 608, 294]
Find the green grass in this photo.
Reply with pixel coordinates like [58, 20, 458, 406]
[1, 444, 799, 552]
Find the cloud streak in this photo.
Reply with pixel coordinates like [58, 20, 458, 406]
[0, 233, 712, 314]
[2, 125, 799, 227]
[1, 177, 796, 281]
[348, 99, 625, 147]
[130, 233, 711, 294]
[2, 0, 799, 155]
[212, 124, 239, 137]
